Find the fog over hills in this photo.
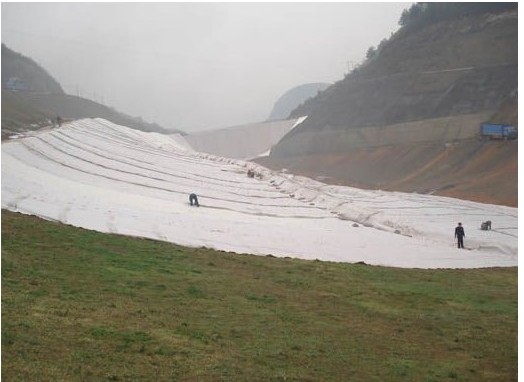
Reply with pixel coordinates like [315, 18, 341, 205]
[2, 3, 409, 132]
[1, 44, 177, 136]
[1, 44, 64, 94]
[267, 83, 330, 122]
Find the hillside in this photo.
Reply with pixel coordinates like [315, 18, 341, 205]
[264, 5, 517, 207]
[1, 90, 175, 137]
[1, 44, 64, 94]
[286, 5, 517, 130]
[267, 83, 330, 121]
[1, 44, 177, 137]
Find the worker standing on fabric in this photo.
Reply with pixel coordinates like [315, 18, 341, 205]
[454, 222, 465, 249]
[189, 193, 199, 207]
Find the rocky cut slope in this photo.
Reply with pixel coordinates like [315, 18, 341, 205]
[263, 5, 517, 207]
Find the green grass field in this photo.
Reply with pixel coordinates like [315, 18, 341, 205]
[2, 210, 517, 381]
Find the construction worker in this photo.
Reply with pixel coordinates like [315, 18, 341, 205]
[189, 193, 199, 207]
[455, 222, 465, 249]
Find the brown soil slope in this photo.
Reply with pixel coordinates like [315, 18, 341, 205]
[256, 139, 517, 207]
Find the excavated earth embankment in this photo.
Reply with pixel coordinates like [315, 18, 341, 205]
[256, 138, 517, 208]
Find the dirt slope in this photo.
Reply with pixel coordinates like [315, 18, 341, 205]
[256, 139, 517, 207]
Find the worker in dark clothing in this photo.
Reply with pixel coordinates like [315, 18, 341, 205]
[189, 193, 199, 207]
[455, 222, 465, 249]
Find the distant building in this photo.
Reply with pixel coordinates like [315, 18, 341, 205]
[4, 77, 29, 91]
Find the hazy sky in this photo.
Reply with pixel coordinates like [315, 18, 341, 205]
[2, 2, 410, 132]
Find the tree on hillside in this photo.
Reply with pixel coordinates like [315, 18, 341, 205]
[399, 2, 517, 29]
[366, 46, 377, 59]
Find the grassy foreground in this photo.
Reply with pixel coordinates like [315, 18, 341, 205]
[2, 210, 517, 381]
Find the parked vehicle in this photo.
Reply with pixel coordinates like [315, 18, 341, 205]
[480, 123, 517, 140]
